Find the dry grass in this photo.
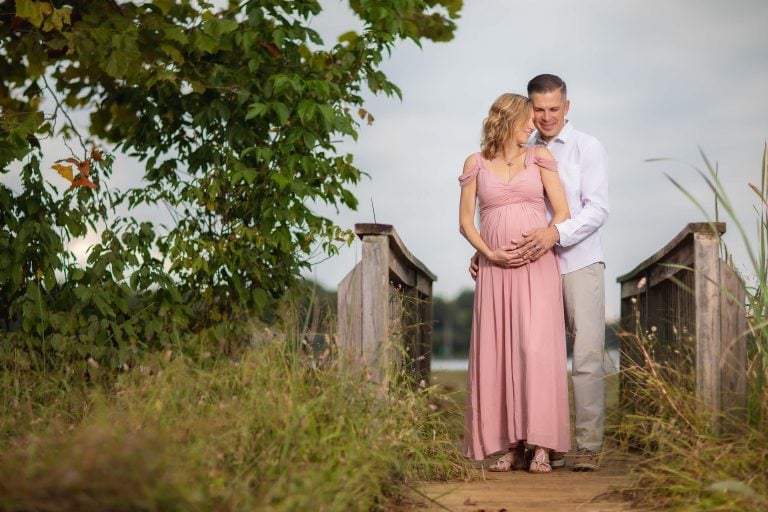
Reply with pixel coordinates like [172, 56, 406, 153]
[610, 146, 768, 511]
[0, 334, 470, 512]
[614, 332, 768, 512]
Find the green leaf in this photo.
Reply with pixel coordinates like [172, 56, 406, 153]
[297, 100, 316, 124]
[338, 31, 359, 46]
[318, 104, 335, 125]
[246, 102, 268, 120]
[271, 102, 290, 125]
[270, 173, 291, 189]
[163, 26, 189, 44]
[43, 267, 56, 291]
[205, 18, 238, 37]
[252, 287, 268, 310]
[49, 334, 69, 352]
[241, 168, 258, 184]
[191, 32, 218, 54]
[15, 0, 51, 28]
[43, 6, 72, 32]
[74, 286, 91, 302]
[160, 43, 185, 64]
[155, 0, 175, 15]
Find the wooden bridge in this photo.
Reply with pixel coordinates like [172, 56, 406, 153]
[415, 453, 640, 511]
[336, 222, 745, 511]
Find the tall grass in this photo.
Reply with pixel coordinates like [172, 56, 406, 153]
[615, 146, 768, 511]
[0, 324, 468, 511]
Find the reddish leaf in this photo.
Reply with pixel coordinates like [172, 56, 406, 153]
[77, 158, 91, 177]
[69, 175, 98, 191]
[260, 42, 282, 58]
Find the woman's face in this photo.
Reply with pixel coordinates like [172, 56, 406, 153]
[512, 112, 535, 145]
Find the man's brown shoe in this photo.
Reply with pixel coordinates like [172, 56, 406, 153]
[549, 450, 565, 468]
[573, 449, 600, 471]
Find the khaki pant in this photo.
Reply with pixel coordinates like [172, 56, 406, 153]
[562, 262, 605, 452]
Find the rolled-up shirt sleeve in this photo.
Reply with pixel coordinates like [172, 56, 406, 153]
[554, 140, 610, 248]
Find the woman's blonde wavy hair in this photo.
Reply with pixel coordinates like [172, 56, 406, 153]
[480, 93, 532, 160]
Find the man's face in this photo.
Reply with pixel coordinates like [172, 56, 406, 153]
[530, 90, 570, 141]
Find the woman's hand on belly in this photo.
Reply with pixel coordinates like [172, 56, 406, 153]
[485, 244, 529, 269]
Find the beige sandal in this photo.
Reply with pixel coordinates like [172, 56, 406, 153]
[528, 447, 552, 474]
[488, 443, 527, 472]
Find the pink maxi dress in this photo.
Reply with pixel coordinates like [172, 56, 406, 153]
[459, 146, 571, 460]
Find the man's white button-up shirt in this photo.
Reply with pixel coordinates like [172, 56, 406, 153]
[537, 121, 609, 275]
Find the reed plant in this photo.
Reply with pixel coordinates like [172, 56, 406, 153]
[615, 146, 768, 511]
[0, 319, 468, 511]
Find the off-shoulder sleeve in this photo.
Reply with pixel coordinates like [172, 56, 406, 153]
[534, 154, 558, 171]
[531, 146, 558, 171]
[525, 146, 558, 171]
[458, 153, 482, 187]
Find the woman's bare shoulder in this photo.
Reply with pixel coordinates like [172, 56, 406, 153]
[463, 153, 481, 173]
[534, 146, 554, 160]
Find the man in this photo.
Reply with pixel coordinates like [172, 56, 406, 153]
[470, 74, 609, 471]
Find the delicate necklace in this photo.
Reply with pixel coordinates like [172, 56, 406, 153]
[502, 149, 525, 179]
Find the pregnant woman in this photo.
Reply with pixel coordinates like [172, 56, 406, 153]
[458, 93, 571, 473]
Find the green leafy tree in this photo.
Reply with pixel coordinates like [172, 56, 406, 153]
[432, 289, 473, 357]
[0, 0, 462, 367]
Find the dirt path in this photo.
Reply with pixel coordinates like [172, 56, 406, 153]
[412, 448, 639, 512]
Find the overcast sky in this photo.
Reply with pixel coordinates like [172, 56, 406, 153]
[307, 0, 768, 320]
[4, 1, 767, 322]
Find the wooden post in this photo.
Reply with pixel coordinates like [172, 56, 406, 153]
[360, 235, 390, 382]
[337, 224, 437, 386]
[693, 231, 723, 428]
[616, 223, 747, 432]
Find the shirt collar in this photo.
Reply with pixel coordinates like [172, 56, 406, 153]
[536, 120, 574, 146]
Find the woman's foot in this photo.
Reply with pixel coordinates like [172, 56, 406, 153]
[488, 443, 527, 472]
[528, 446, 552, 474]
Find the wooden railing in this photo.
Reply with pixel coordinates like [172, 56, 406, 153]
[617, 222, 746, 431]
[337, 224, 436, 385]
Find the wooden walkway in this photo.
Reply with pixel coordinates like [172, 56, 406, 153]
[413, 448, 639, 512]
[419, 368, 637, 511]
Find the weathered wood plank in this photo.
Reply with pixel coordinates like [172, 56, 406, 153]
[720, 261, 747, 423]
[620, 274, 647, 299]
[337, 263, 362, 358]
[617, 222, 725, 283]
[361, 235, 389, 382]
[388, 247, 416, 287]
[355, 223, 437, 281]
[693, 231, 722, 427]
[648, 242, 695, 287]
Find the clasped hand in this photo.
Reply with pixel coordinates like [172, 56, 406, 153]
[469, 227, 558, 280]
[485, 244, 525, 268]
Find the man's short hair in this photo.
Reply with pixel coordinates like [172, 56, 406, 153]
[527, 74, 567, 100]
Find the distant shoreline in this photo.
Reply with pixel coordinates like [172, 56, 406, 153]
[432, 347, 620, 373]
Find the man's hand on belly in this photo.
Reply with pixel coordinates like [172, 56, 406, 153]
[518, 226, 560, 263]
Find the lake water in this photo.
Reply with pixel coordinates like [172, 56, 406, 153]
[432, 347, 621, 374]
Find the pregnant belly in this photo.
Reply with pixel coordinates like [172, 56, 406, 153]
[480, 208, 548, 250]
